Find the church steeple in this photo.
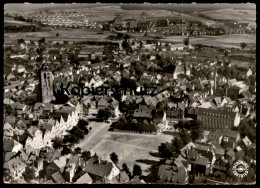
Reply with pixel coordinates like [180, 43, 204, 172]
[40, 65, 54, 103]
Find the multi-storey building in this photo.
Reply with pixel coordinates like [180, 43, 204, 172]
[195, 107, 240, 130]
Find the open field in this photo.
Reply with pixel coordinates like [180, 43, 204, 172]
[200, 8, 256, 25]
[74, 121, 174, 175]
[160, 34, 256, 49]
[5, 4, 255, 25]
[121, 4, 252, 14]
[4, 18, 31, 26]
[4, 28, 116, 42]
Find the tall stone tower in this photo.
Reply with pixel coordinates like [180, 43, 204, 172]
[40, 66, 54, 103]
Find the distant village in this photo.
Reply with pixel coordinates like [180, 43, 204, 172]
[3, 8, 256, 184]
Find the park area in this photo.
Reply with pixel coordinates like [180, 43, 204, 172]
[74, 120, 174, 175]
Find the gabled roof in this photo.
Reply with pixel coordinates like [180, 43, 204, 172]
[222, 129, 239, 139]
[5, 116, 16, 124]
[53, 154, 71, 169]
[27, 126, 40, 137]
[191, 156, 209, 166]
[52, 172, 65, 183]
[67, 154, 80, 166]
[117, 170, 129, 183]
[85, 157, 114, 178]
[196, 107, 237, 119]
[76, 172, 93, 184]
[242, 136, 252, 147]
[4, 139, 16, 152]
[157, 164, 187, 183]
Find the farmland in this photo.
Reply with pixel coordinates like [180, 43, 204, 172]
[121, 4, 246, 14]
[160, 34, 256, 49]
[4, 28, 116, 42]
[199, 7, 256, 25]
[5, 4, 256, 25]
[4, 19, 31, 26]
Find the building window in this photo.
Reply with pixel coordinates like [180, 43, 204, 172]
[223, 137, 229, 142]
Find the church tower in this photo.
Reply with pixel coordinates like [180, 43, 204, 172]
[40, 66, 54, 103]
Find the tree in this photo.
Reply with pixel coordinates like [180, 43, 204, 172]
[17, 38, 25, 45]
[97, 108, 111, 122]
[23, 167, 36, 181]
[122, 163, 131, 176]
[214, 171, 226, 182]
[122, 41, 133, 54]
[175, 120, 185, 132]
[74, 147, 81, 154]
[124, 34, 130, 42]
[133, 164, 142, 177]
[110, 152, 119, 164]
[38, 37, 45, 45]
[117, 32, 124, 39]
[240, 42, 247, 50]
[120, 77, 137, 90]
[61, 145, 72, 155]
[171, 138, 183, 155]
[63, 134, 79, 144]
[81, 151, 92, 161]
[190, 120, 202, 141]
[183, 38, 189, 46]
[70, 126, 85, 140]
[179, 131, 191, 146]
[51, 137, 63, 149]
[190, 128, 200, 142]
[77, 119, 89, 134]
[158, 142, 174, 158]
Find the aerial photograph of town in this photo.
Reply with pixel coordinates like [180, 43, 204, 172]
[3, 2, 256, 184]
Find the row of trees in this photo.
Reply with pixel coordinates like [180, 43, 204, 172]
[97, 108, 112, 122]
[52, 119, 92, 150]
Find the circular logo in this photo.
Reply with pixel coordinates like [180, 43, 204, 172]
[232, 160, 249, 178]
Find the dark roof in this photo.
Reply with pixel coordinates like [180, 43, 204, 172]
[3, 139, 15, 152]
[67, 155, 80, 166]
[52, 112, 69, 122]
[222, 129, 239, 139]
[52, 172, 65, 183]
[157, 164, 187, 183]
[85, 157, 113, 178]
[191, 156, 209, 166]
[5, 116, 16, 124]
[117, 170, 130, 183]
[195, 107, 236, 119]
